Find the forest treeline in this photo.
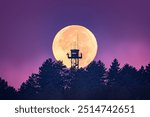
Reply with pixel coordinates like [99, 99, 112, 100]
[0, 58, 150, 100]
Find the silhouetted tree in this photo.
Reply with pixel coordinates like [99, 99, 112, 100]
[18, 59, 66, 99]
[68, 61, 107, 99]
[37, 58, 66, 99]
[145, 64, 150, 82]
[68, 68, 88, 99]
[140, 64, 150, 99]
[111, 64, 139, 99]
[18, 74, 40, 99]
[137, 66, 146, 84]
[86, 60, 108, 99]
[86, 61, 106, 77]
[108, 59, 120, 84]
[61, 67, 77, 99]
[138, 66, 145, 78]
[1, 58, 150, 100]
[0, 77, 16, 99]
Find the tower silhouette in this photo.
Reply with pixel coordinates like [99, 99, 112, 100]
[67, 33, 82, 69]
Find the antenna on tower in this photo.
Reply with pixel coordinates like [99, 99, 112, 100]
[76, 32, 78, 49]
[67, 32, 82, 69]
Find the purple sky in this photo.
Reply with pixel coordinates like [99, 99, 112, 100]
[0, 0, 150, 89]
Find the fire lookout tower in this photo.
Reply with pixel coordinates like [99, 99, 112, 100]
[67, 34, 82, 69]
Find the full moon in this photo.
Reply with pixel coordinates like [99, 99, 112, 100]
[52, 25, 98, 68]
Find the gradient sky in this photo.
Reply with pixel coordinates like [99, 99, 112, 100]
[0, 0, 150, 89]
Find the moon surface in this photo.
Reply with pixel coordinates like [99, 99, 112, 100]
[52, 25, 98, 68]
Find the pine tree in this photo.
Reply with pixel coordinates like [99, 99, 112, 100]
[116, 64, 138, 99]
[18, 74, 40, 99]
[86, 60, 106, 79]
[38, 58, 66, 99]
[138, 66, 145, 82]
[145, 64, 150, 82]
[108, 59, 120, 83]
[85, 60, 107, 99]
[0, 77, 16, 99]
